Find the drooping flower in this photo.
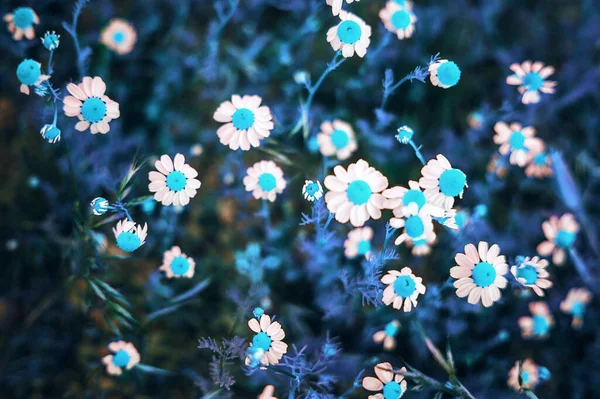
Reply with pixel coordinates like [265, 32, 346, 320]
[213, 95, 274, 151]
[560, 288, 592, 328]
[4, 7, 39, 40]
[507, 359, 539, 392]
[344, 226, 373, 258]
[450, 242, 508, 307]
[510, 256, 553, 296]
[102, 341, 140, 375]
[326, 11, 372, 58]
[62, 76, 120, 134]
[40, 124, 61, 143]
[428, 59, 461, 88]
[326, 0, 359, 16]
[90, 197, 110, 216]
[493, 122, 543, 167]
[159, 246, 195, 278]
[536, 213, 579, 265]
[41, 31, 60, 51]
[525, 151, 553, 179]
[381, 267, 426, 312]
[419, 154, 467, 210]
[101, 19, 137, 55]
[258, 385, 278, 399]
[390, 202, 441, 256]
[518, 302, 554, 339]
[148, 154, 201, 206]
[246, 314, 287, 366]
[506, 61, 556, 104]
[324, 159, 388, 227]
[302, 180, 323, 202]
[379, 1, 417, 40]
[112, 219, 148, 253]
[317, 119, 358, 160]
[362, 362, 407, 399]
[16, 59, 49, 95]
[243, 160, 286, 202]
[373, 320, 400, 351]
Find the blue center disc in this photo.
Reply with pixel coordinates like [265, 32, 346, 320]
[405, 216, 425, 238]
[252, 332, 272, 352]
[403, 189, 426, 209]
[113, 31, 126, 44]
[384, 322, 399, 337]
[258, 173, 277, 191]
[472, 262, 496, 287]
[393, 275, 416, 298]
[305, 182, 319, 196]
[81, 98, 107, 123]
[171, 256, 190, 276]
[232, 108, 255, 130]
[383, 381, 403, 399]
[391, 10, 411, 30]
[357, 240, 371, 255]
[116, 231, 141, 252]
[571, 302, 585, 318]
[523, 72, 544, 91]
[533, 153, 547, 166]
[112, 349, 130, 368]
[437, 61, 461, 87]
[331, 129, 349, 149]
[555, 230, 576, 249]
[439, 168, 466, 197]
[166, 170, 187, 192]
[337, 20, 362, 44]
[17, 60, 41, 86]
[13, 8, 35, 29]
[509, 131, 526, 151]
[516, 264, 538, 285]
[347, 180, 371, 205]
[532, 315, 549, 336]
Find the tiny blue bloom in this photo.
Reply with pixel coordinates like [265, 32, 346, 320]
[41, 31, 60, 51]
[12, 7, 36, 30]
[396, 125, 414, 144]
[40, 124, 61, 143]
[253, 307, 265, 319]
[17, 59, 41, 86]
[91, 197, 110, 215]
[302, 180, 323, 201]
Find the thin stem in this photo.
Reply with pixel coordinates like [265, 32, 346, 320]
[322, 212, 334, 235]
[381, 74, 413, 110]
[408, 139, 426, 165]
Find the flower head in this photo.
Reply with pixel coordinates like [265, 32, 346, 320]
[390, 202, 441, 256]
[379, 1, 417, 40]
[159, 246, 195, 278]
[246, 314, 287, 366]
[536, 213, 579, 265]
[258, 385, 278, 399]
[381, 267, 426, 312]
[243, 161, 286, 202]
[63, 77, 120, 134]
[326, 0, 360, 16]
[40, 124, 61, 143]
[510, 256, 552, 296]
[302, 180, 323, 202]
[317, 119, 358, 160]
[4, 7, 39, 40]
[344, 226, 373, 258]
[373, 320, 401, 350]
[560, 288, 592, 328]
[327, 11, 371, 58]
[16, 59, 49, 95]
[41, 31, 60, 50]
[149, 154, 201, 206]
[112, 219, 148, 252]
[518, 302, 554, 339]
[395, 125, 414, 144]
[429, 59, 461, 88]
[90, 197, 110, 216]
[362, 362, 407, 399]
[101, 19, 137, 55]
[102, 341, 140, 375]
[324, 159, 388, 227]
[383, 180, 443, 221]
[419, 154, 467, 210]
[213, 95, 274, 151]
[493, 122, 543, 167]
[450, 242, 508, 307]
[525, 150, 553, 179]
[507, 61, 556, 104]
[507, 359, 539, 391]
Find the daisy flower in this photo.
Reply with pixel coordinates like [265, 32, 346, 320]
[90, 197, 110, 216]
[362, 362, 407, 399]
[102, 341, 140, 375]
[493, 122, 543, 167]
[344, 226, 373, 258]
[213, 95, 274, 151]
[383, 181, 444, 220]
[391, 202, 441, 256]
[510, 256, 553, 297]
[507, 359, 539, 392]
[246, 314, 287, 366]
[324, 159, 388, 227]
[101, 18, 137, 55]
[149, 154, 201, 206]
[326, 11, 372, 58]
[302, 180, 323, 202]
[518, 302, 554, 339]
[560, 288, 592, 328]
[525, 151, 553, 179]
[317, 119, 358, 160]
[428, 59, 461, 88]
[536, 213, 579, 265]
[450, 242, 508, 307]
[159, 246, 195, 278]
[396, 125, 414, 144]
[4, 7, 39, 40]
[112, 219, 148, 253]
[40, 124, 61, 143]
[62, 76, 120, 134]
[243, 161, 286, 202]
[258, 385, 278, 399]
[419, 154, 467, 210]
[16, 59, 49, 95]
[373, 320, 400, 351]
[379, 1, 417, 40]
[326, 0, 359, 16]
[381, 267, 426, 312]
[41, 31, 60, 51]
[506, 61, 557, 104]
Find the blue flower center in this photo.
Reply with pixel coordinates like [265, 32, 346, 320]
[405, 216, 425, 238]
[533, 153, 548, 166]
[394, 0, 407, 5]
[331, 129, 349, 149]
[439, 168, 467, 197]
[384, 322, 399, 337]
[43, 33, 59, 50]
[337, 20, 362, 44]
[472, 261, 496, 288]
[413, 238, 427, 247]
[252, 332, 272, 352]
[171, 256, 190, 276]
[571, 302, 585, 318]
[347, 180, 371, 205]
[13, 7, 35, 29]
[509, 131, 527, 151]
[44, 126, 61, 141]
[455, 212, 468, 228]
[113, 31, 126, 44]
[382, 381, 403, 399]
[393, 275, 416, 298]
[391, 10, 411, 29]
[112, 349, 130, 368]
[357, 239, 371, 255]
[521, 371, 530, 384]
[403, 189, 426, 209]
[81, 98, 107, 123]
[116, 231, 141, 252]
[166, 170, 187, 192]
[258, 173, 277, 192]
[555, 230, 576, 249]
[437, 61, 461, 87]
[516, 264, 538, 285]
[304, 182, 319, 195]
[532, 315, 549, 336]
[17, 59, 41, 86]
[231, 108, 255, 130]
[523, 72, 544, 91]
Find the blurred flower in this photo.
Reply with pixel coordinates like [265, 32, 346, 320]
[344, 226, 373, 258]
[63, 76, 120, 134]
[518, 302, 554, 339]
[190, 144, 204, 156]
[560, 288, 592, 328]
[381, 267, 426, 312]
[467, 111, 484, 129]
[112, 219, 148, 252]
[90, 197, 110, 216]
[327, 11, 371, 58]
[507, 359, 539, 391]
[149, 154, 201, 206]
[506, 61, 556, 104]
[419, 154, 467, 210]
[213, 95, 274, 151]
[40, 124, 61, 143]
[493, 122, 543, 167]
[326, 0, 359, 17]
[253, 307, 265, 319]
[101, 19, 137, 55]
[4, 7, 39, 40]
[41, 31, 60, 51]
[391, 202, 441, 256]
[317, 119, 358, 160]
[450, 242, 508, 307]
[28, 176, 40, 188]
[362, 362, 407, 398]
[324, 159, 388, 227]
[428, 59, 461, 88]
[102, 341, 140, 375]
[525, 151, 553, 179]
[16, 59, 49, 96]
[302, 180, 323, 201]
[5, 239, 18, 251]
[293, 70, 310, 85]
[395, 125, 414, 144]
[243, 160, 286, 202]
[373, 320, 400, 350]
[141, 199, 156, 214]
[536, 213, 579, 265]
[379, 1, 417, 40]
[258, 385, 278, 399]
[487, 154, 509, 178]
[510, 256, 552, 296]
[306, 135, 320, 153]
[159, 246, 195, 278]
[246, 314, 287, 366]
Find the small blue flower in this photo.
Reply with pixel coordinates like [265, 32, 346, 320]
[293, 70, 310, 86]
[429, 59, 461, 88]
[91, 197, 110, 215]
[28, 176, 40, 188]
[141, 199, 156, 214]
[396, 125, 414, 144]
[16, 59, 48, 95]
[373, 320, 401, 350]
[302, 180, 323, 201]
[253, 307, 265, 319]
[41, 31, 60, 51]
[40, 124, 61, 143]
